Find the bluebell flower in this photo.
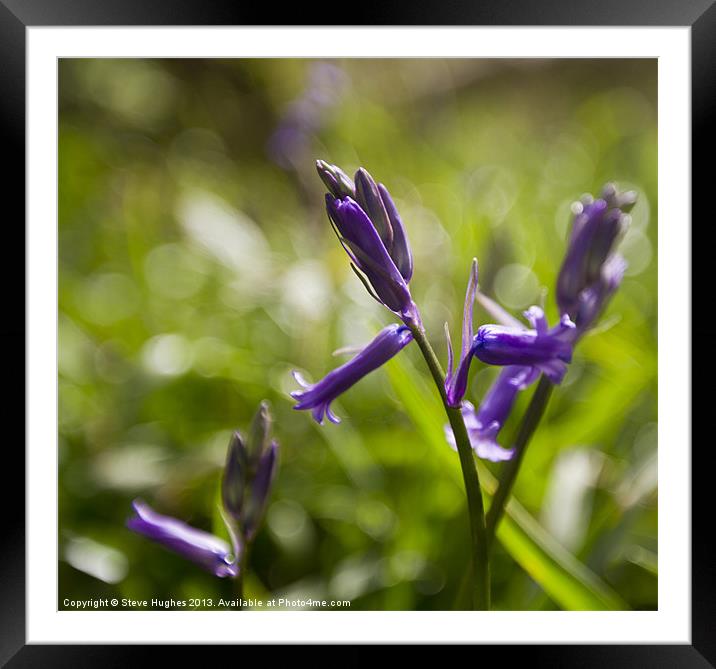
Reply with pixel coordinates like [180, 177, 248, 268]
[291, 323, 413, 424]
[445, 261, 575, 407]
[445, 365, 538, 461]
[129, 403, 279, 577]
[317, 161, 419, 327]
[127, 499, 239, 578]
[570, 253, 627, 333]
[221, 403, 280, 541]
[472, 306, 576, 384]
[556, 183, 635, 334]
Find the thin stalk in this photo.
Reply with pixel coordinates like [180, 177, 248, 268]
[409, 324, 490, 610]
[235, 541, 248, 610]
[485, 375, 553, 546]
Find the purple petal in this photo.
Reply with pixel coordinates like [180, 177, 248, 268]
[472, 315, 575, 371]
[326, 195, 413, 317]
[444, 259, 479, 407]
[316, 160, 355, 199]
[462, 258, 479, 360]
[127, 500, 239, 578]
[221, 432, 247, 521]
[291, 324, 413, 424]
[242, 441, 279, 541]
[556, 185, 635, 326]
[378, 183, 414, 282]
[355, 168, 394, 252]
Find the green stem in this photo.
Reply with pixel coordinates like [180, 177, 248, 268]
[409, 324, 490, 610]
[485, 375, 553, 546]
[235, 541, 249, 610]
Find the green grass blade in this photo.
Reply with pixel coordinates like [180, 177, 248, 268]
[385, 352, 628, 611]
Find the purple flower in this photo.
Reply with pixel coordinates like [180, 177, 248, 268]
[556, 183, 636, 332]
[317, 161, 419, 326]
[445, 366, 538, 461]
[571, 253, 627, 333]
[316, 160, 355, 199]
[127, 499, 239, 578]
[445, 258, 479, 407]
[291, 323, 413, 424]
[472, 306, 576, 384]
[242, 441, 279, 542]
[221, 403, 279, 544]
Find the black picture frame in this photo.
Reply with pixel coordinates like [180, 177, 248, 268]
[3, 0, 708, 662]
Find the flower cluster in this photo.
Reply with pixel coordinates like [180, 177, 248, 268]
[291, 162, 635, 463]
[443, 183, 635, 459]
[317, 161, 420, 327]
[556, 183, 635, 336]
[289, 162, 421, 424]
[127, 402, 279, 578]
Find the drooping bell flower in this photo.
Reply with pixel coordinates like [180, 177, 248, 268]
[445, 262, 576, 406]
[556, 183, 635, 333]
[444, 365, 539, 461]
[317, 161, 419, 327]
[291, 323, 413, 424]
[444, 258, 479, 407]
[472, 306, 576, 384]
[127, 499, 239, 578]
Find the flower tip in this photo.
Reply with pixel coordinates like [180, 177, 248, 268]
[354, 166, 372, 182]
[130, 498, 149, 518]
[478, 445, 516, 463]
[291, 369, 311, 389]
[523, 304, 544, 320]
[560, 314, 576, 329]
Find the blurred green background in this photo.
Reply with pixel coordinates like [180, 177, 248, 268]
[58, 58, 657, 611]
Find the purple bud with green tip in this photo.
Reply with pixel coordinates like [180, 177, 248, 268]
[242, 440, 279, 542]
[556, 183, 636, 329]
[354, 168, 395, 255]
[246, 400, 273, 465]
[317, 161, 419, 325]
[572, 253, 627, 334]
[221, 431, 248, 522]
[316, 160, 355, 199]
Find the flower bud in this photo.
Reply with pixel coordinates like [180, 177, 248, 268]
[242, 441, 279, 542]
[354, 167, 394, 251]
[316, 160, 355, 199]
[221, 431, 248, 521]
[246, 400, 273, 465]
